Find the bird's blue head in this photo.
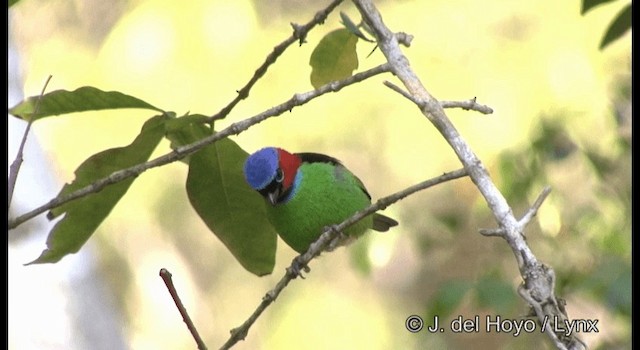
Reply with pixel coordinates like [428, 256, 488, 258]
[244, 147, 301, 205]
[244, 147, 279, 191]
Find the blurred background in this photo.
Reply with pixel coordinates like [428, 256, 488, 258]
[8, 0, 630, 349]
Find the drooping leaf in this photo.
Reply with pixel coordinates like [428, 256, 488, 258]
[599, 4, 631, 50]
[28, 114, 170, 265]
[8, 86, 164, 122]
[175, 121, 277, 276]
[581, 0, 619, 14]
[310, 28, 359, 89]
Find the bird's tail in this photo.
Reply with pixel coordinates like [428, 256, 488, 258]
[372, 213, 399, 232]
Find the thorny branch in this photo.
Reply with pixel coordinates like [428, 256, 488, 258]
[220, 168, 469, 349]
[353, 0, 585, 349]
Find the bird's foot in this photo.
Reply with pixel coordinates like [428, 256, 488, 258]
[326, 228, 352, 252]
[288, 256, 311, 279]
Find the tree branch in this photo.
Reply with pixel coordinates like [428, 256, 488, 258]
[8, 63, 392, 230]
[8, 75, 52, 209]
[353, 0, 585, 349]
[220, 168, 468, 349]
[207, 0, 344, 122]
[159, 268, 207, 350]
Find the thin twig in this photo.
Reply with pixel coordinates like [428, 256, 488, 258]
[208, 0, 344, 122]
[478, 228, 504, 237]
[160, 268, 207, 350]
[8, 63, 392, 230]
[518, 186, 552, 228]
[384, 81, 493, 115]
[220, 168, 468, 349]
[440, 98, 494, 114]
[8, 75, 52, 209]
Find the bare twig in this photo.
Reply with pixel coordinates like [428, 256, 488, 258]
[8, 75, 52, 209]
[383, 81, 493, 115]
[440, 98, 494, 114]
[8, 63, 392, 230]
[208, 0, 344, 122]
[479, 186, 552, 237]
[220, 168, 468, 349]
[354, 1, 585, 349]
[160, 268, 207, 350]
[518, 185, 552, 228]
[478, 227, 504, 237]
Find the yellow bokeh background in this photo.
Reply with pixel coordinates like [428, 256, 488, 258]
[8, 0, 630, 349]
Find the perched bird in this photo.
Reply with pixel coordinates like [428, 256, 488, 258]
[243, 147, 398, 253]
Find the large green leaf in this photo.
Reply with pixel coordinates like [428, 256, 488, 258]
[599, 4, 631, 49]
[309, 28, 359, 89]
[9, 86, 164, 122]
[172, 120, 277, 276]
[28, 114, 169, 264]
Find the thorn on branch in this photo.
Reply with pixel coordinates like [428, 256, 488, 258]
[290, 23, 308, 45]
[395, 32, 413, 47]
[479, 227, 505, 237]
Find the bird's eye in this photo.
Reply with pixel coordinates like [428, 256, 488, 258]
[275, 168, 284, 183]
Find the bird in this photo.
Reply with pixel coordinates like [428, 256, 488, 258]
[243, 147, 398, 254]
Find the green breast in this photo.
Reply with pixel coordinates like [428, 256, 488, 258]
[266, 162, 373, 253]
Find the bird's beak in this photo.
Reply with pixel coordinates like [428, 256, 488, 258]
[267, 188, 280, 206]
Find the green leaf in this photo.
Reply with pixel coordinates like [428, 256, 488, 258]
[309, 28, 359, 89]
[178, 121, 277, 276]
[581, 0, 618, 14]
[599, 4, 631, 49]
[28, 114, 170, 265]
[427, 280, 473, 319]
[8, 86, 164, 122]
[9, 0, 21, 8]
